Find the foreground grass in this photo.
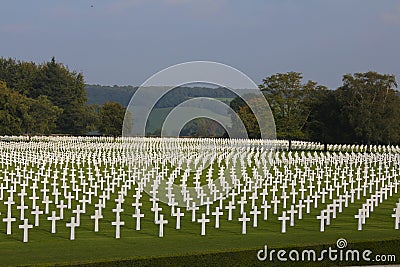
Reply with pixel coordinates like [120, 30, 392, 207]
[2, 215, 399, 266]
[67, 239, 400, 267]
[1, 169, 399, 266]
[0, 140, 399, 266]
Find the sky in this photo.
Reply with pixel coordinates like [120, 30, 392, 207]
[0, 0, 399, 89]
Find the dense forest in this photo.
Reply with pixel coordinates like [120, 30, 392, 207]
[1, 57, 399, 144]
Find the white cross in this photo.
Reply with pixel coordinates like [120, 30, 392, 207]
[112, 202, 124, 214]
[392, 208, 400, 230]
[304, 196, 313, 214]
[364, 202, 372, 219]
[295, 200, 305, 220]
[278, 211, 290, 233]
[325, 204, 335, 222]
[95, 202, 104, 215]
[4, 197, 15, 216]
[2, 214, 16, 235]
[312, 194, 320, 208]
[79, 195, 90, 212]
[260, 188, 268, 203]
[132, 209, 144, 230]
[286, 205, 298, 227]
[317, 210, 328, 232]
[19, 219, 33, 243]
[65, 192, 74, 209]
[342, 192, 351, 207]
[111, 215, 125, 239]
[281, 191, 290, 209]
[225, 201, 236, 221]
[320, 190, 328, 204]
[155, 214, 168, 237]
[204, 197, 213, 215]
[90, 209, 103, 232]
[261, 201, 271, 221]
[42, 196, 53, 214]
[197, 213, 210, 236]
[271, 196, 280, 214]
[354, 210, 366, 231]
[237, 197, 247, 215]
[131, 200, 142, 213]
[66, 217, 79, 240]
[56, 200, 67, 220]
[238, 212, 250, 234]
[249, 192, 258, 207]
[31, 205, 44, 227]
[250, 205, 261, 227]
[16, 203, 28, 220]
[172, 208, 184, 230]
[72, 205, 84, 226]
[29, 194, 39, 209]
[197, 190, 206, 205]
[151, 203, 162, 223]
[211, 207, 223, 228]
[47, 211, 60, 234]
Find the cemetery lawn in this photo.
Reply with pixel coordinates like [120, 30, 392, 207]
[1, 189, 399, 266]
[1, 137, 399, 266]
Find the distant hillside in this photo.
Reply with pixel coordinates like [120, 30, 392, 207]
[85, 84, 236, 107]
[86, 84, 137, 106]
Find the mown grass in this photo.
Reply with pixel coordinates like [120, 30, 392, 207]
[0, 145, 399, 266]
[66, 239, 400, 267]
[1, 187, 399, 266]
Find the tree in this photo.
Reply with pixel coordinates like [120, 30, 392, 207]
[230, 95, 269, 139]
[0, 57, 89, 134]
[34, 58, 88, 134]
[0, 81, 25, 135]
[98, 102, 127, 137]
[336, 71, 400, 144]
[84, 104, 100, 133]
[180, 118, 226, 137]
[23, 96, 63, 135]
[303, 89, 343, 143]
[259, 72, 327, 140]
[0, 81, 62, 135]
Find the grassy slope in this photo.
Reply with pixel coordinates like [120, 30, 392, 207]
[1, 184, 399, 266]
[0, 150, 399, 266]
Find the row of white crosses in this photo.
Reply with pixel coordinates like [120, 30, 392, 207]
[0, 136, 399, 242]
[5, 135, 400, 153]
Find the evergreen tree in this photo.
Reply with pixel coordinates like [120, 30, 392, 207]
[99, 102, 127, 137]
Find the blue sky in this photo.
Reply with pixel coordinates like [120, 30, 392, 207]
[1, 0, 399, 88]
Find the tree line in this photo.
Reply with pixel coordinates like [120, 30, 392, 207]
[1, 57, 399, 144]
[232, 71, 400, 145]
[0, 57, 125, 136]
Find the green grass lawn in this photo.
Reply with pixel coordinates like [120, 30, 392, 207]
[0, 139, 399, 266]
[0, 171, 399, 266]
